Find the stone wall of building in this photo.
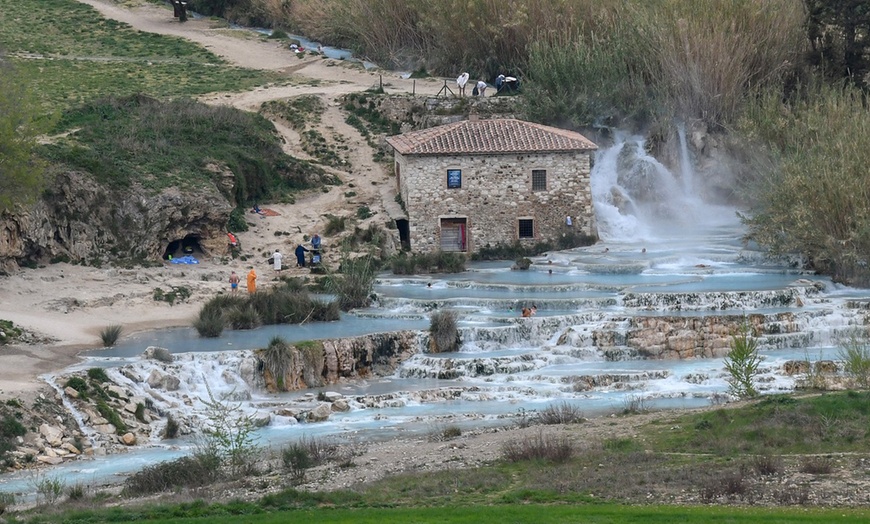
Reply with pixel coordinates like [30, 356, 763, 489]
[396, 150, 595, 252]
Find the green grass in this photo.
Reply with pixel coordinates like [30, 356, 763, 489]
[39, 95, 328, 200]
[645, 392, 870, 455]
[22, 501, 870, 523]
[0, 0, 283, 113]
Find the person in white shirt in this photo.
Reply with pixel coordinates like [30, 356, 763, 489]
[272, 250, 283, 271]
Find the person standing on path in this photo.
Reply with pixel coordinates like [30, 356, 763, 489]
[246, 268, 257, 294]
[229, 271, 240, 292]
[295, 244, 309, 267]
[273, 249, 283, 272]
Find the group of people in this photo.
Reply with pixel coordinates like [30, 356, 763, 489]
[456, 73, 488, 97]
[227, 233, 323, 292]
[521, 305, 538, 318]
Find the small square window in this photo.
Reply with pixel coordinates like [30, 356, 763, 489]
[532, 169, 547, 191]
[447, 169, 462, 189]
[518, 219, 534, 238]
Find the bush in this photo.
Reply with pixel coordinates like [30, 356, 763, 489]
[283, 442, 314, 482]
[429, 310, 460, 353]
[163, 413, 180, 439]
[225, 304, 262, 330]
[87, 367, 110, 383]
[193, 308, 226, 338]
[740, 83, 870, 286]
[64, 376, 89, 399]
[324, 214, 347, 236]
[390, 251, 465, 274]
[724, 321, 761, 398]
[123, 453, 222, 496]
[96, 400, 127, 435]
[837, 330, 870, 389]
[33, 475, 65, 506]
[750, 455, 781, 476]
[99, 324, 123, 347]
[502, 431, 575, 463]
[699, 470, 747, 502]
[326, 254, 376, 310]
[799, 456, 834, 474]
[537, 402, 584, 425]
[66, 482, 86, 501]
[263, 337, 293, 390]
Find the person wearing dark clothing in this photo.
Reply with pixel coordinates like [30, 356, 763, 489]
[295, 244, 309, 267]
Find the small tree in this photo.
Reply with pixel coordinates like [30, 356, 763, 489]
[199, 382, 258, 477]
[837, 329, 870, 389]
[724, 321, 762, 398]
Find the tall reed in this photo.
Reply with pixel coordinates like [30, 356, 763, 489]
[738, 82, 870, 286]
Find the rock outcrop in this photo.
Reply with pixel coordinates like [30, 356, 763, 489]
[261, 331, 423, 392]
[0, 170, 233, 271]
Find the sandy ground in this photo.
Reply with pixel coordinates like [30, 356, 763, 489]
[0, 0, 450, 398]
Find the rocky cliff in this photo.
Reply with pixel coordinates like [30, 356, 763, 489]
[0, 170, 233, 272]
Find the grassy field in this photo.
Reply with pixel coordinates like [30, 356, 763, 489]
[0, 0, 283, 113]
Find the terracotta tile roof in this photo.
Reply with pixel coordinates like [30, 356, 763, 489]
[385, 118, 597, 156]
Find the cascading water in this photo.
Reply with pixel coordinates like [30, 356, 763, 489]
[3, 128, 867, 497]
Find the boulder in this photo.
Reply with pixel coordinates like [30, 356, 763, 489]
[36, 455, 63, 465]
[107, 385, 128, 400]
[307, 403, 332, 422]
[331, 399, 350, 412]
[39, 424, 64, 447]
[120, 433, 137, 446]
[94, 424, 116, 435]
[62, 442, 81, 455]
[64, 386, 80, 399]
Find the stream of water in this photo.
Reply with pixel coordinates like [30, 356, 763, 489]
[2, 133, 867, 495]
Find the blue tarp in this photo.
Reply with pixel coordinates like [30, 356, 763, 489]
[170, 255, 199, 264]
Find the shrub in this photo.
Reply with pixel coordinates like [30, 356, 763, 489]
[837, 330, 870, 389]
[225, 304, 262, 330]
[0, 319, 23, 345]
[200, 384, 259, 477]
[66, 482, 86, 501]
[282, 443, 314, 482]
[740, 83, 870, 286]
[724, 321, 762, 398]
[163, 413, 180, 439]
[33, 475, 65, 506]
[390, 251, 465, 274]
[699, 470, 747, 502]
[750, 455, 781, 476]
[123, 453, 221, 496]
[193, 308, 226, 338]
[537, 402, 584, 425]
[87, 367, 110, 383]
[64, 377, 89, 399]
[96, 400, 127, 435]
[326, 254, 376, 310]
[228, 207, 250, 232]
[799, 456, 834, 474]
[323, 214, 347, 236]
[263, 337, 293, 390]
[621, 394, 649, 414]
[429, 310, 460, 353]
[431, 425, 462, 441]
[356, 205, 373, 219]
[0, 415, 26, 439]
[502, 431, 575, 463]
[99, 324, 123, 347]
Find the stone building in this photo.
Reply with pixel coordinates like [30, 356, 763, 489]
[385, 118, 598, 253]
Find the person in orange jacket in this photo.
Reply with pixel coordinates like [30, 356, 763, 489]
[246, 268, 257, 294]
